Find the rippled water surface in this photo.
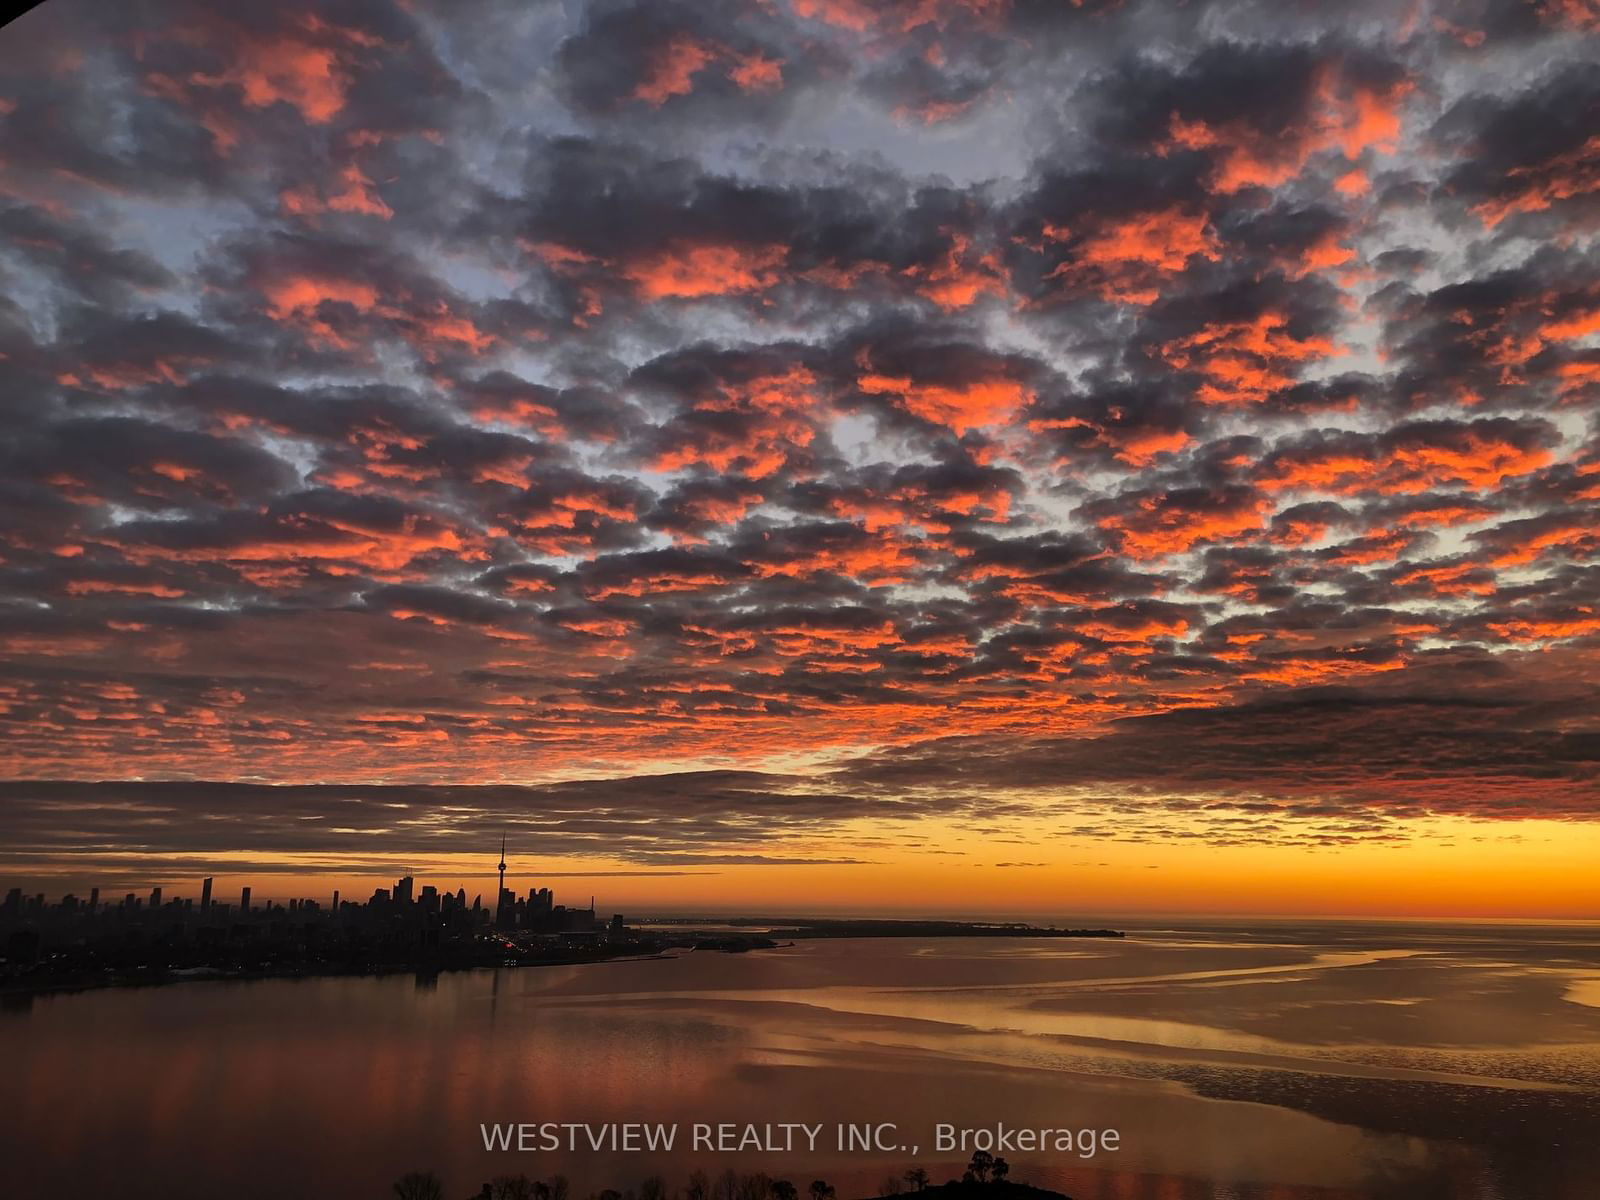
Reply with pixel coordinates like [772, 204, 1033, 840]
[4, 920, 1599, 1199]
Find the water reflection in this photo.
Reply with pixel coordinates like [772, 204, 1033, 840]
[1, 923, 1597, 1200]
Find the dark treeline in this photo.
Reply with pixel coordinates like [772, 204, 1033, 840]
[397, 1152, 1066, 1200]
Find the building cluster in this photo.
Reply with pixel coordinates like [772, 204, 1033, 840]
[2, 876, 321, 925]
[1, 843, 631, 975]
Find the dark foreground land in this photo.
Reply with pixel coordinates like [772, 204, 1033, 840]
[396, 1159, 1067, 1200]
[888, 1183, 1069, 1200]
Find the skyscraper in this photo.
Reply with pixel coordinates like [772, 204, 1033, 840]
[495, 836, 509, 929]
[240, 886, 251, 914]
[200, 876, 213, 914]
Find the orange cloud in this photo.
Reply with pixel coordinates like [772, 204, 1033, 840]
[1289, 229, 1356, 280]
[894, 97, 979, 125]
[726, 50, 784, 93]
[790, 0, 1004, 33]
[654, 414, 815, 479]
[632, 36, 784, 106]
[57, 359, 197, 392]
[751, 534, 925, 585]
[677, 490, 764, 527]
[633, 35, 719, 106]
[1392, 562, 1496, 596]
[1043, 206, 1220, 305]
[1258, 427, 1553, 496]
[64, 580, 187, 598]
[586, 569, 740, 599]
[653, 366, 821, 478]
[115, 513, 474, 577]
[405, 307, 493, 356]
[904, 231, 1008, 309]
[1473, 134, 1600, 227]
[1096, 490, 1271, 559]
[1535, 0, 1600, 32]
[1322, 529, 1419, 565]
[1074, 610, 1189, 644]
[280, 163, 393, 220]
[857, 371, 1030, 435]
[1488, 612, 1600, 643]
[1161, 71, 1411, 195]
[261, 273, 380, 347]
[790, 0, 880, 30]
[1027, 415, 1193, 468]
[191, 37, 352, 125]
[1333, 166, 1369, 196]
[623, 242, 788, 300]
[1157, 312, 1340, 405]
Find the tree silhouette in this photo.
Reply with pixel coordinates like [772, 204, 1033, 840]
[640, 1176, 667, 1200]
[808, 1180, 835, 1200]
[903, 1169, 929, 1193]
[490, 1175, 535, 1200]
[772, 1179, 798, 1200]
[686, 1170, 710, 1200]
[991, 1159, 1009, 1183]
[877, 1176, 902, 1197]
[967, 1151, 994, 1184]
[549, 1175, 571, 1200]
[393, 1171, 445, 1200]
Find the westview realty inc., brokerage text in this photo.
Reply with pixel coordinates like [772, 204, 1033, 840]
[480, 1122, 1122, 1160]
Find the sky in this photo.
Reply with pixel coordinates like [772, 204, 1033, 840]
[0, 0, 1597, 918]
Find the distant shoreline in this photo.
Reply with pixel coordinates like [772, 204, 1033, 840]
[0, 922, 1124, 1002]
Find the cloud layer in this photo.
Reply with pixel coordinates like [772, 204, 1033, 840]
[0, 0, 1596, 867]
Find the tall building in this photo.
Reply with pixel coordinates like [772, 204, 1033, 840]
[150, 886, 162, 910]
[88, 886, 99, 914]
[200, 876, 213, 914]
[394, 875, 414, 906]
[240, 886, 251, 915]
[495, 836, 509, 929]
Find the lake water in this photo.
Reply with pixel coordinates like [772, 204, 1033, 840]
[4, 921, 1599, 1199]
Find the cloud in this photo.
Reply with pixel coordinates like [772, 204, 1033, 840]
[0, 0, 1595, 871]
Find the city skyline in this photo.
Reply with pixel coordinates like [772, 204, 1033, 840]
[2, 837, 593, 921]
[0, 0, 1597, 920]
